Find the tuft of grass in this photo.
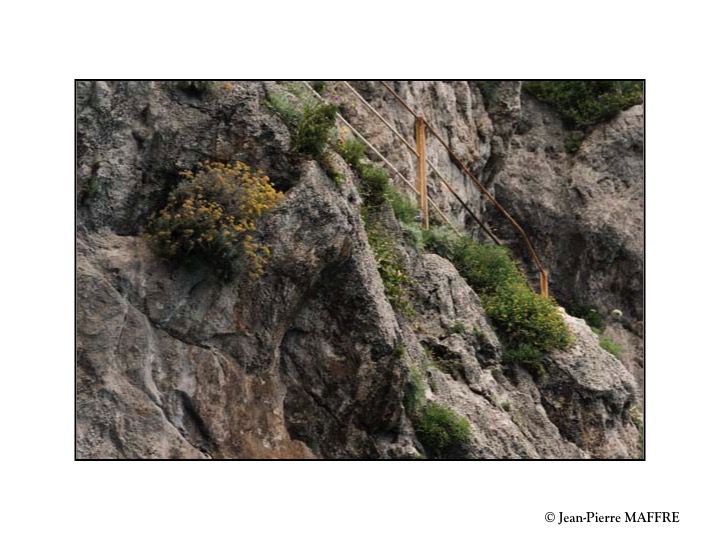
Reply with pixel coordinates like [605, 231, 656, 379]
[415, 402, 471, 459]
[356, 162, 389, 207]
[387, 187, 418, 225]
[564, 131, 584, 154]
[599, 336, 622, 357]
[337, 136, 366, 169]
[503, 343, 546, 380]
[311, 80, 326, 94]
[266, 90, 302, 126]
[337, 136, 393, 209]
[400, 221, 424, 250]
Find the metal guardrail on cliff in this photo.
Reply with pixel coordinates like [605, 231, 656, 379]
[303, 81, 549, 298]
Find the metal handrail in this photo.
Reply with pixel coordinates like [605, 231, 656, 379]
[378, 81, 549, 297]
[301, 82, 460, 235]
[340, 82, 501, 245]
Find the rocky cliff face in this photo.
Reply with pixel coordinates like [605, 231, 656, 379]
[76, 80, 643, 459]
[332, 81, 644, 402]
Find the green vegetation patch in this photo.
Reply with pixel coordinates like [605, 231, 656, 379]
[523, 80, 643, 129]
[387, 187, 418, 225]
[404, 365, 426, 414]
[524, 80, 643, 153]
[599, 336, 622, 357]
[266, 83, 338, 160]
[422, 226, 571, 378]
[365, 221, 415, 316]
[293, 103, 338, 159]
[415, 402, 471, 459]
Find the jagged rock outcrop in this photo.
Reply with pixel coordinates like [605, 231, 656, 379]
[76, 81, 642, 458]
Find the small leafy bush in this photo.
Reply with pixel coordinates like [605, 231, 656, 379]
[523, 80, 643, 129]
[147, 161, 283, 280]
[600, 336, 622, 357]
[423, 229, 525, 295]
[266, 86, 338, 161]
[293, 103, 338, 159]
[415, 402, 471, 459]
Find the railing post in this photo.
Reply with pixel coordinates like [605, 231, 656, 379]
[415, 113, 429, 229]
[540, 269, 549, 298]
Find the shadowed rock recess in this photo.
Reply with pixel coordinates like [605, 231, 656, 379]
[76, 81, 643, 459]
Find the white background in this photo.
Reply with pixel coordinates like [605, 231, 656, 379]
[1, 1, 718, 538]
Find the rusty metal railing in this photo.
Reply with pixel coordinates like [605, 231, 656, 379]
[301, 80, 549, 298]
[375, 81, 549, 298]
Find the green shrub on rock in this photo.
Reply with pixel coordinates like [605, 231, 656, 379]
[415, 402, 471, 459]
[422, 226, 571, 377]
[484, 282, 571, 354]
[293, 103, 338, 159]
[523, 80, 643, 129]
[337, 136, 366, 169]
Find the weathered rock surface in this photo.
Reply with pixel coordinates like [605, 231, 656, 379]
[76, 81, 642, 458]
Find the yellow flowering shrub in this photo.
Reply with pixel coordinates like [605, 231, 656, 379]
[147, 161, 283, 280]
